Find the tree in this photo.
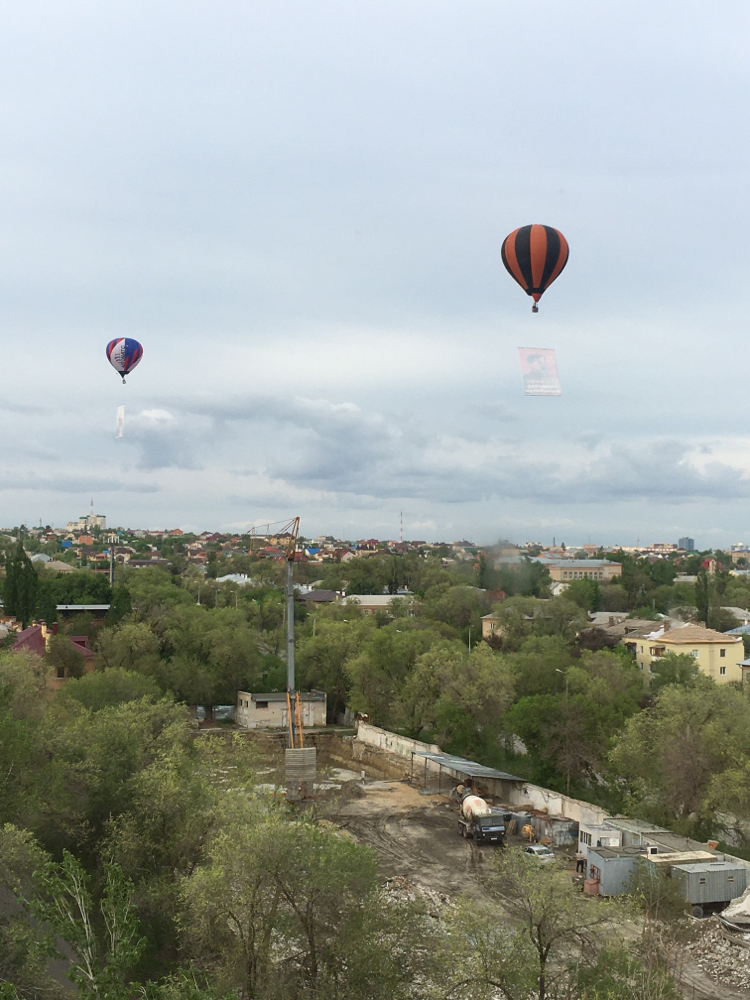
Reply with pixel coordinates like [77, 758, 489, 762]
[180, 799, 439, 1000]
[106, 586, 133, 626]
[297, 618, 373, 720]
[649, 652, 700, 693]
[345, 623, 437, 729]
[492, 850, 620, 1000]
[0, 824, 61, 998]
[565, 578, 601, 612]
[694, 569, 710, 626]
[56, 668, 165, 712]
[29, 851, 145, 998]
[400, 641, 515, 755]
[46, 633, 86, 680]
[3, 541, 38, 627]
[610, 679, 750, 831]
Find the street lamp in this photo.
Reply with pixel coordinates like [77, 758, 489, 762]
[555, 668, 569, 697]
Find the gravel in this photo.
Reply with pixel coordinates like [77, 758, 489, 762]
[684, 917, 750, 991]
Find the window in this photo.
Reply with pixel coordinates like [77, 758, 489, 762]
[720, 648, 726, 657]
[699, 877, 707, 886]
[255, 701, 269, 709]
[720, 666, 726, 675]
[580, 832, 592, 846]
[728, 875, 735, 883]
[691, 650, 699, 658]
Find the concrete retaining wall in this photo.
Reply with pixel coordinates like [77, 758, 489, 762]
[355, 722, 440, 759]
[355, 722, 609, 827]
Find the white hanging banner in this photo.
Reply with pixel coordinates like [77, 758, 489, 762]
[517, 347, 561, 396]
[116, 405, 124, 438]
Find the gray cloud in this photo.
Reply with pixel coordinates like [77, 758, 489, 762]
[0, 474, 159, 494]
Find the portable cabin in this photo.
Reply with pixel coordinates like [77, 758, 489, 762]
[578, 822, 622, 865]
[671, 863, 747, 916]
[586, 846, 646, 896]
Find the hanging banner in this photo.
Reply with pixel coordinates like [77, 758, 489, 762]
[116, 405, 124, 438]
[517, 347, 561, 395]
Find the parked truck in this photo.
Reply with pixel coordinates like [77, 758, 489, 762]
[455, 787, 506, 845]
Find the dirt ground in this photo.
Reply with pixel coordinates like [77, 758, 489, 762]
[332, 779, 494, 897]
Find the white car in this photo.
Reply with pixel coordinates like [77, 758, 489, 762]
[523, 844, 556, 864]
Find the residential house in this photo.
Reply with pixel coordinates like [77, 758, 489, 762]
[345, 594, 413, 616]
[13, 622, 96, 690]
[298, 589, 338, 606]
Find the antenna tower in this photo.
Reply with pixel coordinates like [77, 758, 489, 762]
[400, 511, 403, 545]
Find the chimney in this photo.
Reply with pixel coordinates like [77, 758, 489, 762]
[52, 623, 59, 635]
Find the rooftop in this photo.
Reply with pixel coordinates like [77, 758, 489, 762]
[660, 624, 741, 644]
[410, 749, 522, 783]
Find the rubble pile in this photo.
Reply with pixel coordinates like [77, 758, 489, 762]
[684, 918, 750, 991]
[380, 875, 452, 918]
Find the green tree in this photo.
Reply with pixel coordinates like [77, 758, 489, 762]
[400, 641, 515, 756]
[564, 578, 601, 612]
[610, 679, 750, 830]
[694, 569, 710, 625]
[3, 541, 38, 627]
[46, 633, 86, 680]
[649, 652, 700, 693]
[493, 850, 619, 1000]
[56, 668, 165, 712]
[29, 851, 145, 998]
[345, 623, 437, 728]
[297, 618, 374, 720]
[106, 585, 133, 625]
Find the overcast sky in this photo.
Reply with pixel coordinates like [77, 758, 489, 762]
[1, 0, 750, 546]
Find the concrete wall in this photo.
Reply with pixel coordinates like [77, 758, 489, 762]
[355, 723, 607, 828]
[507, 782, 609, 828]
[355, 722, 440, 759]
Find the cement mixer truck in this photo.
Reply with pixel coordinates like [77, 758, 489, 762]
[455, 786, 506, 845]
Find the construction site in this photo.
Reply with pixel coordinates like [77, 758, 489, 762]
[228, 718, 750, 1000]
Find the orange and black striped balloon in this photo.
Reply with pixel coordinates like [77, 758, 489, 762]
[501, 225, 569, 311]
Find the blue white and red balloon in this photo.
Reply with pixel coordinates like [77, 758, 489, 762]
[106, 338, 143, 383]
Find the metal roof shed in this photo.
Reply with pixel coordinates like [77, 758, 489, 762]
[409, 750, 522, 798]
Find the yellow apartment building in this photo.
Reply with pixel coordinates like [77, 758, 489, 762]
[622, 622, 743, 684]
[535, 558, 623, 583]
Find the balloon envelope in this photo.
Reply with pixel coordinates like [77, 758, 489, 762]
[106, 338, 143, 379]
[502, 225, 569, 308]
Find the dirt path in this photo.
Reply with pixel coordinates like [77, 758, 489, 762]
[333, 780, 494, 897]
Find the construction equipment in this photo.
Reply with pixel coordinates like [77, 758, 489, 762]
[455, 785, 506, 845]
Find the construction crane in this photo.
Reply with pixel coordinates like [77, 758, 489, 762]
[246, 517, 303, 748]
[281, 517, 302, 748]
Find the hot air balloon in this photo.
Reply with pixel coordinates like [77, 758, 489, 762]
[501, 225, 569, 312]
[106, 338, 143, 383]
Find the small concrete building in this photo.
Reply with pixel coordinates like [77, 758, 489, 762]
[236, 690, 327, 729]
